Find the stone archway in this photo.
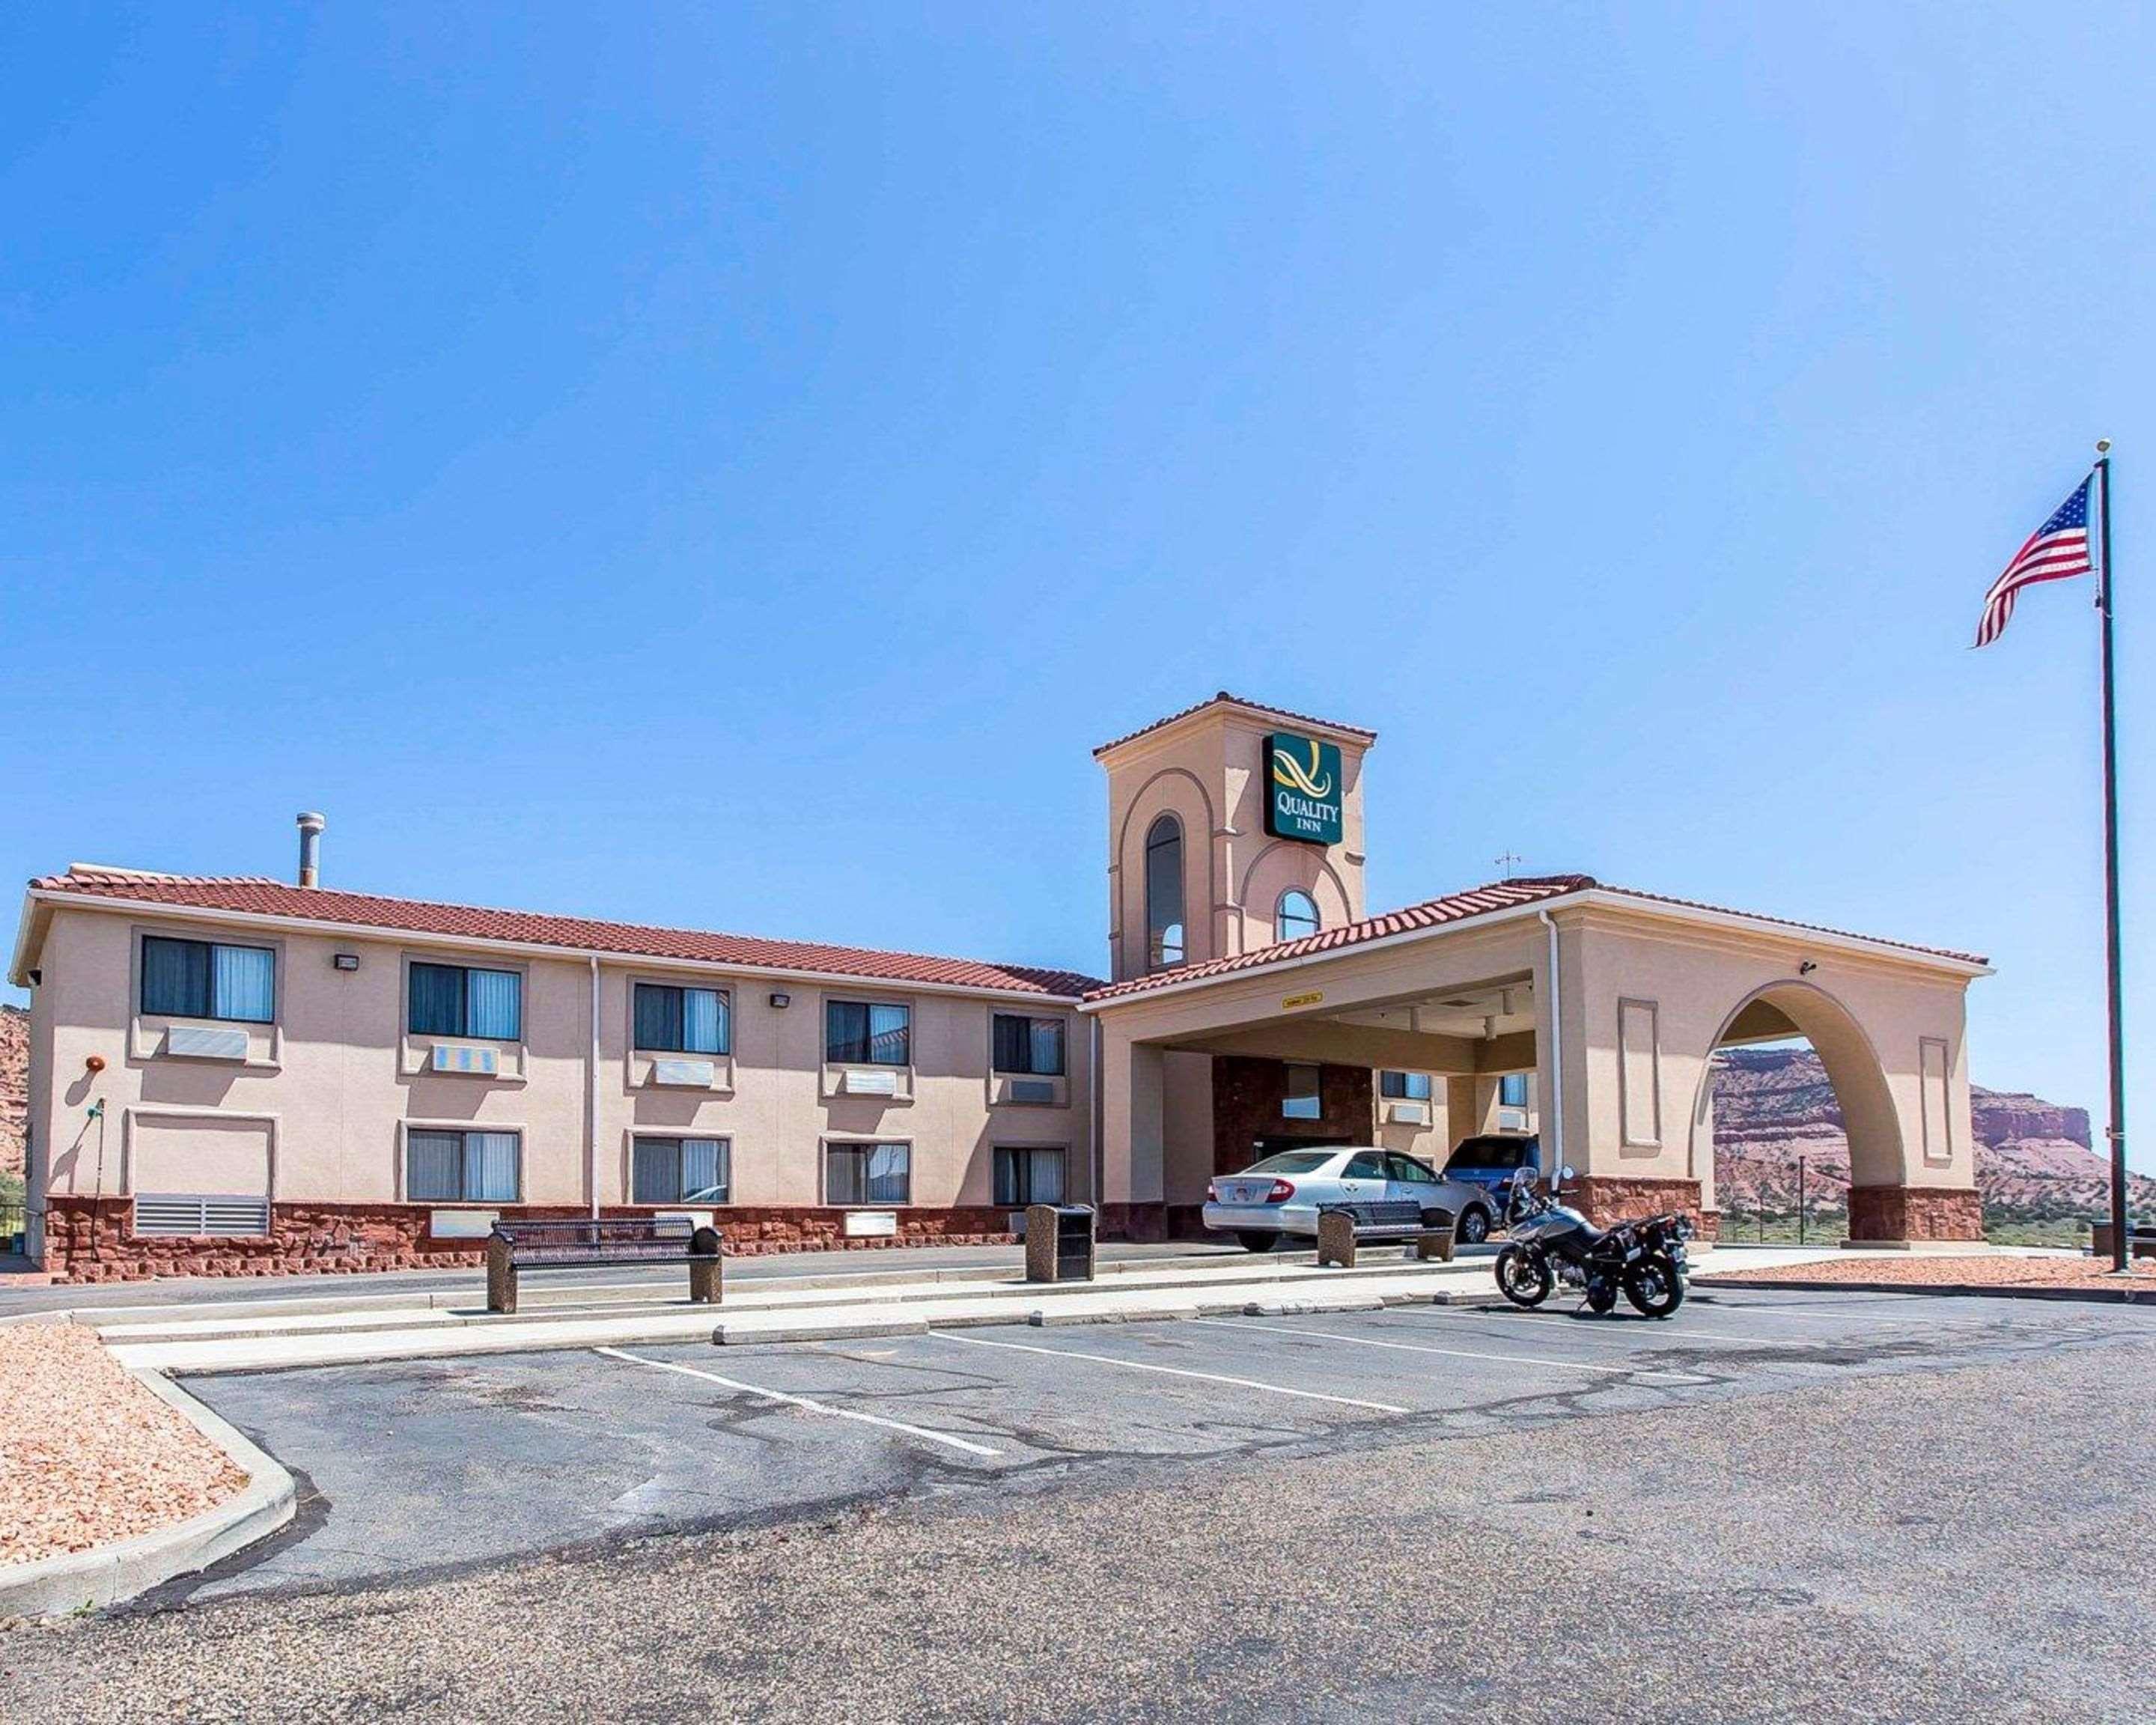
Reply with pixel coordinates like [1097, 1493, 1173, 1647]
[1686, 979, 1909, 1240]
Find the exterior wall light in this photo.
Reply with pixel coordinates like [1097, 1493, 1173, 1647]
[769, 991, 791, 1009]
[333, 953, 361, 972]
[1797, 960, 1818, 975]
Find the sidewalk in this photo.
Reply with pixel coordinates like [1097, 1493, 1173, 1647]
[101, 1252, 1498, 1373]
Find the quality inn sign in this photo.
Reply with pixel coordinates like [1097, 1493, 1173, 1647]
[1264, 731, 1344, 845]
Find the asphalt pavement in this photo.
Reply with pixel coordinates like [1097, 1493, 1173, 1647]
[6, 1289, 2152, 1720]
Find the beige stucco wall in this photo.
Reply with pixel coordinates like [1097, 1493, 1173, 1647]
[1559, 907, 1977, 1196]
[1100, 704, 1370, 983]
[27, 903, 1092, 1218]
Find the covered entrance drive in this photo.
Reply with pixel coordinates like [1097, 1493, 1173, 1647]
[1082, 877, 1990, 1248]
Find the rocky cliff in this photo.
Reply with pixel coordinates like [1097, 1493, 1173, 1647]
[1711, 1045, 2149, 1217]
[1, 1006, 25, 1187]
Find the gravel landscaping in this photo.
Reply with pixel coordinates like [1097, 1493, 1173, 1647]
[0, 1324, 244, 1569]
[1731, 1253, 2156, 1290]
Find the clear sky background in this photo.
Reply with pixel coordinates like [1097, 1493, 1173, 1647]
[4, 6, 2149, 1169]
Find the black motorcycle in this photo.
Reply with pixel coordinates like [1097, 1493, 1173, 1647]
[1494, 1166, 1691, 1318]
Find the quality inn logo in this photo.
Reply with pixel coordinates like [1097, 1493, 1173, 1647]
[1264, 731, 1344, 845]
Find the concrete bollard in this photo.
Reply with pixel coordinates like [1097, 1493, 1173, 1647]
[688, 1226, 725, 1305]
[485, 1233, 518, 1314]
[1024, 1205, 1060, 1282]
[1316, 1211, 1357, 1270]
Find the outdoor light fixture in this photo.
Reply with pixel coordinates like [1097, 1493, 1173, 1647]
[1798, 959, 1818, 975]
[84, 1054, 106, 1074]
[333, 953, 361, 972]
[769, 991, 791, 1009]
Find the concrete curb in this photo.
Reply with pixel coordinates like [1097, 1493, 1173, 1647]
[1700, 1276, 2155, 1305]
[0, 1370, 296, 1619]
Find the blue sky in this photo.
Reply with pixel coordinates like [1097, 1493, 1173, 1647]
[4, 5, 2149, 1167]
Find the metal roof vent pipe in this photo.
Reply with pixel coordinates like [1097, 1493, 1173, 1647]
[296, 812, 326, 887]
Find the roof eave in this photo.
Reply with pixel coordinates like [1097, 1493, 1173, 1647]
[7, 891, 50, 988]
[22, 888, 1094, 1005]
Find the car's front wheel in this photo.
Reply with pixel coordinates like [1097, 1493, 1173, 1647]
[1455, 1206, 1490, 1246]
[1235, 1231, 1279, 1253]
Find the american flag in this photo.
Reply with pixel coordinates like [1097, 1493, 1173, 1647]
[1973, 477, 2096, 647]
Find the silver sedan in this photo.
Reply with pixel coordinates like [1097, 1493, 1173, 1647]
[1202, 1146, 1496, 1251]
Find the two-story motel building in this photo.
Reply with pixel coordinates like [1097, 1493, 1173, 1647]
[8, 694, 1991, 1281]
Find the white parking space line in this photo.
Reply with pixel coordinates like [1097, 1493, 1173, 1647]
[1190, 1318, 1711, 1386]
[1430, 1309, 1832, 1348]
[594, 1346, 1003, 1458]
[932, 1331, 1410, 1414]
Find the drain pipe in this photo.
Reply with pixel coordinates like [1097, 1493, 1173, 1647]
[1537, 909, 1565, 1189]
[587, 955, 602, 1218]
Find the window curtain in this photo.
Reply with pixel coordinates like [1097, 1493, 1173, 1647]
[866, 1005, 909, 1066]
[634, 985, 682, 1051]
[826, 1001, 868, 1063]
[463, 1131, 520, 1202]
[211, 945, 276, 1023]
[826, 1146, 860, 1205]
[633, 1139, 679, 1204]
[862, 1143, 910, 1203]
[408, 964, 466, 1038]
[406, 1131, 463, 1202]
[992, 1014, 1030, 1073]
[682, 989, 726, 1056]
[680, 1139, 726, 1202]
[1029, 1019, 1065, 1076]
[141, 937, 210, 1018]
[1029, 1149, 1064, 1204]
[465, 970, 522, 1041]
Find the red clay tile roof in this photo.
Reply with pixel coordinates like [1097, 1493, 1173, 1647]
[1092, 691, 1378, 758]
[1082, 874, 1985, 1003]
[30, 871, 1103, 998]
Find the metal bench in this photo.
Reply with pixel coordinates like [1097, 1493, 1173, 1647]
[2091, 1222, 2156, 1262]
[1315, 1199, 1456, 1270]
[485, 1217, 724, 1314]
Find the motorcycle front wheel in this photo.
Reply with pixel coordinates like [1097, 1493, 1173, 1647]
[1494, 1245, 1552, 1309]
[1622, 1253, 1686, 1318]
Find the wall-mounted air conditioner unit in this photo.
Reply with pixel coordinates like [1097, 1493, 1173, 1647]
[1008, 1079, 1056, 1104]
[163, 1024, 250, 1061]
[843, 1210, 898, 1237]
[650, 1058, 716, 1089]
[1385, 1101, 1430, 1126]
[841, 1068, 900, 1097]
[431, 1043, 501, 1076]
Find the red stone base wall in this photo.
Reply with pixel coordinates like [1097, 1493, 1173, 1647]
[1565, 1176, 1707, 1232]
[1847, 1184, 1985, 1243]
[40, 1196, 1025, 1284]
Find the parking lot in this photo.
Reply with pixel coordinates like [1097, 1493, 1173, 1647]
[172, 1288, 2149, 1600]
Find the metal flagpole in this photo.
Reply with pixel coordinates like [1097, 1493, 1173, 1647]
[2094, 442, 2131, 1273]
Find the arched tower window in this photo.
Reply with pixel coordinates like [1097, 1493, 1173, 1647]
[1144, 815, 1186, 970]
[1274, 889, 1321, 944]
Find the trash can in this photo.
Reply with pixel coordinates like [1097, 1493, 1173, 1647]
[1025, 1204, 1097, 1283]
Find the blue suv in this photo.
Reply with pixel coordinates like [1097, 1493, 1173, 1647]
[1440, 1134, 1541, 1214]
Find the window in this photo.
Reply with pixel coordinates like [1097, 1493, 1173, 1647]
[991, 1014, 1066, 1075]
[826, 1000, 911, 1066]
[409, 962, 523, 1040]
[634, 983, 729, 1055]
[825, 1142, 910, 1205]
[1145, 815, 1186, 970]
[1282, 1062, 1322, 1120]
[633, 1137, 731, 1204]
[1275, 889, 1320, 944]
[1343, 1151, 1387, 1179]
[1386, 1154, 1439, 1187]
[993, 1146, 1066, 1206]
[1499, 1072, 1529, 1109]
[406, 1129, 521, 1202]
[1379, 1071, 1432, 1101]
[140, 936, 275, 1023]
